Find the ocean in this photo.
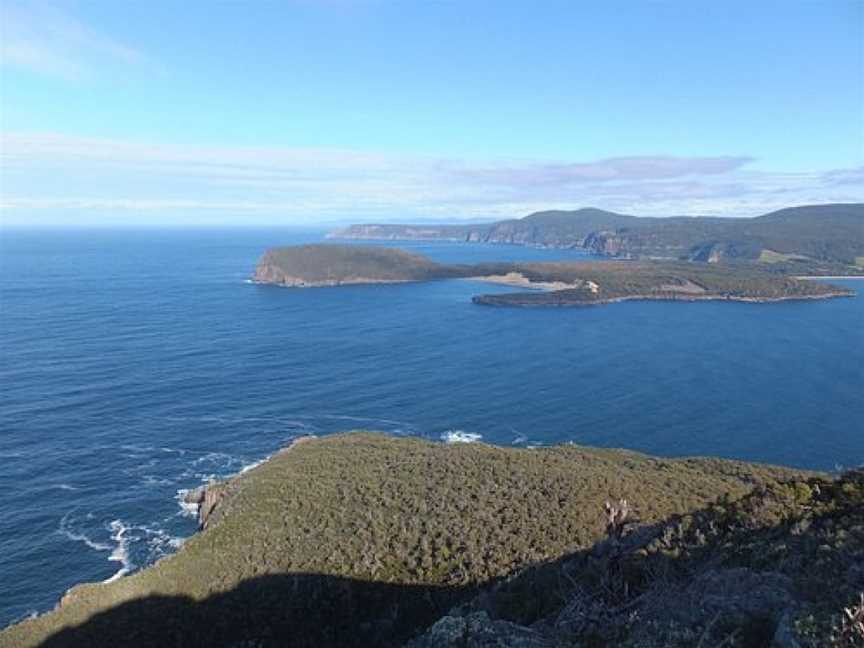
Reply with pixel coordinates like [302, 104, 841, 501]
[1, 227, 862, 627]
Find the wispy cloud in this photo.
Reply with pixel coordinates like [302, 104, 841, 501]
[1, 132, 862, 225]
[0, 2, 144, 79]
[450, 156, 754, 187]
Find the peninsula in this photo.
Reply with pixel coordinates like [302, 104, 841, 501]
[252, 245, 854, 306]
[3, 433, 860, 647]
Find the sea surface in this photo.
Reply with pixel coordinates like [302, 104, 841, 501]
[1, 228, 863, 626]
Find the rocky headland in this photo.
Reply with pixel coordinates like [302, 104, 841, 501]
[3, 432, 861, 647]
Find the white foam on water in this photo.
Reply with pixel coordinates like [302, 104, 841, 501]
[175, 489, 200, 519]
[441, 430, 482, 444]
[59, 513, 112, 552]
[141, 475, 174, 486]
[104, 520, 134, 583]
[239, 458, 266, 474]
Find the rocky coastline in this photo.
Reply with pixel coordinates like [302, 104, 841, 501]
[472, 288, 855, 307]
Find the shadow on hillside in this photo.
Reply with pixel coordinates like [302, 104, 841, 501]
[36, 520, 672, 648]
[34, 518, 776, 648]
[38, 572, 478, 648]
[38, 473, 863, 648]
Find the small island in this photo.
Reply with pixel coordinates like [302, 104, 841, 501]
[252, 245, 854, 306]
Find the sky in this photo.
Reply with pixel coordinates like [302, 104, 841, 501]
[0, 0, 862, 227]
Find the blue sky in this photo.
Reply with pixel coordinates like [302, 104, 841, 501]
[0, 0, 862, 226]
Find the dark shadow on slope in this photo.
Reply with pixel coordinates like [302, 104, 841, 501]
[435, 472, 864, 647]
[38, 471, 864, 648]
[38, 573, 478, 648]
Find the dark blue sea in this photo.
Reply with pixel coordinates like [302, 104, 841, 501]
[1, 228, 863, 626]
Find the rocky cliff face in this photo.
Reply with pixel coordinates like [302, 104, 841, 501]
[253, 261, 308, 286]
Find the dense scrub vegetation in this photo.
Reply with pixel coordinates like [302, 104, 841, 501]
[0, 433, 807, 647]
[414, 469, 864, 647]
[254, 245, 461, 286]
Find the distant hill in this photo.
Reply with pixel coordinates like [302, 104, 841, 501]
[328, 203, 864, 268]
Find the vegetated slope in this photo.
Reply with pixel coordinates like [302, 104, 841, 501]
[471, 260, 854, 307]
[253, 244, 458, 286]
[412, 469, 864, 648]
[0, 433, 808, 648]
[745, 204, 864, 263]
[329, 203, 864, 267]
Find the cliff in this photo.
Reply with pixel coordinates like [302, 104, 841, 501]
[329, 203, 864, 271]
[0, 433, 817, 648]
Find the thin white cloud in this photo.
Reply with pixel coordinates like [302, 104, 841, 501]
[0, 132, 862, 225]
[0, 2, 144, 79]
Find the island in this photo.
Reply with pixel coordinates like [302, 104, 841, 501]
[252, 244, 854, 306]
[328, 203, 864, 276]
[3, 433, 861, 647]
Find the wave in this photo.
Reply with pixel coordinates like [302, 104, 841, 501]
[175, 489, 200, 519]
[440, 430, 482, 444]
[104, 520, 134, 583]
[59, 513, 112, 552]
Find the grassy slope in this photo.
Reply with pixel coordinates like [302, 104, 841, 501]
[1, 433, 810, 647]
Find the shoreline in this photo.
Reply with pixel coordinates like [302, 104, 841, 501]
[473, 290, 854, 308]
[54, 436, 318, 616]
[462, 273, 580, 292]
[794, 275, 864, 280]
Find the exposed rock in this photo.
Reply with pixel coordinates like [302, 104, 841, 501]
[406, 612, 554, 648]
[182, 482, 227, 529]
[772, 610, 804, 648]
[637, 568, 795, 634]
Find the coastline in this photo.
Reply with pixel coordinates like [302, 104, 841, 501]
[794, 275, 864, 280]
[54, 436, 317, 616]
[251, 276, 416, 288]
[473, 290, 855, 308]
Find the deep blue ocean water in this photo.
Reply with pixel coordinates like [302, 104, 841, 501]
[1, 228, 862, 626]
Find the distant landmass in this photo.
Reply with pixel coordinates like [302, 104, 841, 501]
[328, 203, 864, 273]
[9, 432, 856, 648]
[252, 245, 854, 306]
